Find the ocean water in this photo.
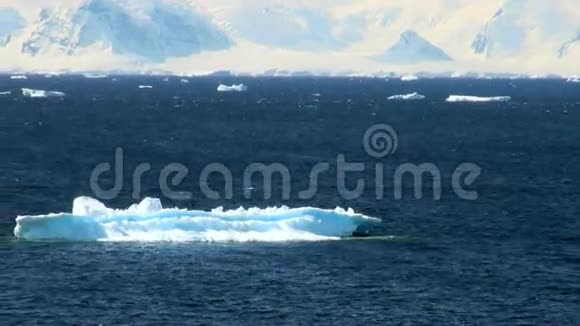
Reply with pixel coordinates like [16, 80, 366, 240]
[1, 75, 580, 324]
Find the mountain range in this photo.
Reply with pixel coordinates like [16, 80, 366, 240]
[0, 0, 579, 75]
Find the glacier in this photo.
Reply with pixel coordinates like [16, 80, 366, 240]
[446, 95, 511, 103]
[13, 197, 381, 242]
[217, 83, 248, 92]
[387, 92, 426, 101]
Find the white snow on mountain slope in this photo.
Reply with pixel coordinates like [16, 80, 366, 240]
[472, 0, 580, 60]
[0, 0, 579, 75]
[0, 7, 25, 46]
[558, 32, 580, 58]
[19, 0, 232, 61]
[222, 4, 344, 51]
[376, 30, 452, 64]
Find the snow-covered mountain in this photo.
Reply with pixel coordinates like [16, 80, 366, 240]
[376, 30, 452, 64]
[224, 5, 345, 51]
[19, 0, 232, 61]
[0, 0, 579, 75]
[471, 0, 579, 60]
[0, 7, 25, 47]
[558, 32, 580, 58]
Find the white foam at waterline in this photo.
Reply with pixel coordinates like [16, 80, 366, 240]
[446, 95, 510, 103]
[14, 197, 381, 242]
[217, 84, 248, 92]
[387, 92, 426, 101]
[21, 88, 66, 98]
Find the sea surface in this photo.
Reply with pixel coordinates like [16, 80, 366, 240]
[1, 75, 579, 324]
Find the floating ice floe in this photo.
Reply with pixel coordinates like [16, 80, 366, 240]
[446, 95, 511, 103]
[387, 92, 426, 101]
[10, 75, 27, 80]
[83, 73, 108, 79]
[400, 75, 419, 81]
[0, 91, 11, 96]
[180, 79, 189, 83]
[13, 197, 381, 242]
[21, 88, 66, 98]
[217, 83, 248, 92]
[139, 85, 153, 89]
[566, 76, 580, 83]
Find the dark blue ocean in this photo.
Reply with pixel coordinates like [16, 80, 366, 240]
[1, 75, 579, 324]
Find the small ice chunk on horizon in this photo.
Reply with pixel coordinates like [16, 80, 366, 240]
[387, 92, 426, 101]
[217, 83, 248, 92]
[83, 73, 108, 79]
[446, 95, 511, 103]
[400, 75, 419, 81]
[10, 75, 27, 80]
[21, 88, 66, 98]
[566, 76, 580, 83]
[139, 85, 153, 89]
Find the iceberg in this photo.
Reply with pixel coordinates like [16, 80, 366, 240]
[387, 92, 426, 101]
[0, 91, 10, 96]
[566, 76, 580, 83]
[446, 95, 511, 103]
[138, 85, 153, 89]
[217, 83, 248, 92]
[400, 75, 419, 81]
[10, 75, 27, 80]
[21, 88, 66, 98]
[13, 197, 381, 242]
[83, 73, 109, 79]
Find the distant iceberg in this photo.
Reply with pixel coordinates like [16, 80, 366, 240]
[138, 85, 153, 89]
[83, 73, 108, 79]
[566, 76, 580, 83]
[387, 92, 426, 101]
[180, 79, 190, 83]
[10, 75, 27, 80]
[13, 197, 381, 242]
[400, 75, 419, 81]
[21, 88, 66, 98]
[217, 83, 248, 92]
[446, 95, 510, 103]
